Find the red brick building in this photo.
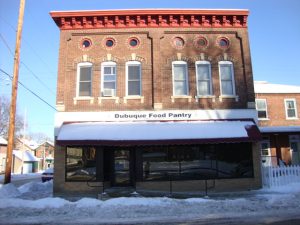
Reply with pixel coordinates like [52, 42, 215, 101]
[51, 9, 261, 197]
[255, 81, 300, 166]
[35, 141, 54, 171]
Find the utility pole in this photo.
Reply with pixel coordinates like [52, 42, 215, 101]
[4, 0, 26, 184]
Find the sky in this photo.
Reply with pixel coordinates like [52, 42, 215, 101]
[0, 0, 300, 140]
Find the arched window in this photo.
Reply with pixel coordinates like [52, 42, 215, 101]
[195, 61, 212, 96]
[218, 61, 235, 96]
[101, 61, 117, 97]
[76, 62, 92, 97]
[126, 61, 141, 96]
[172, 61, 189, 96]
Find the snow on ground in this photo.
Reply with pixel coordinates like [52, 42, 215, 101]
[0, 178, 300, 225]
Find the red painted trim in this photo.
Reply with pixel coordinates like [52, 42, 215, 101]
[56, 137, 259, 147]
[50, 9, 249, 30]
[50, 9, 249, 17]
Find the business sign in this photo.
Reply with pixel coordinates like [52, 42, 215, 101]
[114, 112, 192, 120]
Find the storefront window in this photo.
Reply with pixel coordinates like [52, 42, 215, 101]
[142, 143, 253, 181]
[66, 147, 96, 181]
[217, 143, 253, 178]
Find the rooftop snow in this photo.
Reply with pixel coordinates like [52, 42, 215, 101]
[13, 150, 39, 162]
[254, 81, 300, 94]
[0, 137, 7, 145]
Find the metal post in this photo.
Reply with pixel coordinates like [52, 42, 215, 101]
[169, 175, 172, 197]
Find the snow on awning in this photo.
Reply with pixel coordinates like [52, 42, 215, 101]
[260, 126, 300, 134]
[56, 120, 261, 146]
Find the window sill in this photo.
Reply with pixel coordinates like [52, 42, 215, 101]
[195, 95, 216, 102]
[219, 95, 239, 102]
[286, 117, 299, 120]
[73, 97, 94, 105]
[98, 96, 119, 104]
[171, 95, 192, 103]
[124, 96, 144, 103]
[258, 118, 270, 121]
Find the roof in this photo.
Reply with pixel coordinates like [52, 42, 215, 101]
[56, 120, 261, 146]
[17, 138, 39, 150]
[0, 137, 7, 145]
[13, 150, 39, 162]
[260, 126, 300, 134]
[254, 81, 300, 94]
[50, 9, 249, 30]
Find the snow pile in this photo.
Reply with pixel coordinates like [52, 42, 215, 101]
[0, 183, 21, 198]
[0, 181, 299, 224]
[18, 180, 52, 194]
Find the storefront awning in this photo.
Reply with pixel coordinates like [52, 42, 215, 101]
[56, 120, 261, 146]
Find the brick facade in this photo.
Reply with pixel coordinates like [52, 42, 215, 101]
[255, 82, 300, 166]
[52, 9, 255, 112]
[51, 9, 262, 197]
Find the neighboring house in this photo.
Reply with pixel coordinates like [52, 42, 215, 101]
[0, 137, 8, 173]
[51, 9, 261, 197]
[255, 81, 300, 166]
[34, 141, 54, 170]
[14, 138, 39, 155]
[12, 150, 39, 174]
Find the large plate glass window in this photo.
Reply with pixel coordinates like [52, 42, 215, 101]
[256, 99, 268, 119]
[196, 61, 212, 96]
[172, 61, 189, 96]
[101, 62, 117, 97]
[66, 147, 97, 181]
[77, 62, 92, 97]
[126, 61, 141, 96]
[285, 99, 298, 119]
[219, 61, 235, 96]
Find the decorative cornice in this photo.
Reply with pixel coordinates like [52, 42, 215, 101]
[50, 9, 248, 30]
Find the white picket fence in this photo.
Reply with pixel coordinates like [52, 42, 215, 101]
[262, 165, 300, 187]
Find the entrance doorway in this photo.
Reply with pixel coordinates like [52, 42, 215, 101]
[113, 149, 132, 186]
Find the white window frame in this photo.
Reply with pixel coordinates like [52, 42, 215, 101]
[172, 61, 189, 96]
[126, 61, 142, 96]
[260, 141, 271, 156]
[195, 61, 212, 96]
[284, 99, 298, 119]
[256, 99, 268, 120]
[101, 61, 117, 97]
[218, 61, 236, 96]
[76, 62, 93, 97]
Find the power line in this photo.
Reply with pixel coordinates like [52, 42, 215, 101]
[0, 33, 14, 56]
[0, 32, 55, 96]
[0, 68, 57, 111]
[0, 14, 56, 74]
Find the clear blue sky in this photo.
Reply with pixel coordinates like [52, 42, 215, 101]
[0, 0, 299, 140]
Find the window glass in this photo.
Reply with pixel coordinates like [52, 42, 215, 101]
[66, 147, 96, 181]
[102, 63, 116, 96]
[217, 143, 253, 178]
[142, 143, 253, 181]
[196, 62, 211, 95]
[219, 62, 234, 95]
[127, 63, 141, 96]
[173, 62, 188, 96]
[78, 65, 92, 96]
[256, 99, 268, 119]
[285, 100, 297, 118]
[261, 142, 270, 156]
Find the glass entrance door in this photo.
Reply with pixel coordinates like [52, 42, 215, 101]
[113, 149, 131, 186]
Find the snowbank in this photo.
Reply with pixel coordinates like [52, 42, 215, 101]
[0, 180, 299, 224]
